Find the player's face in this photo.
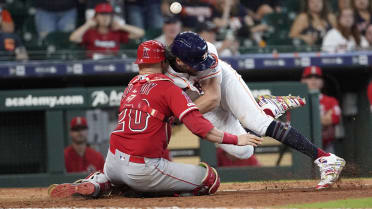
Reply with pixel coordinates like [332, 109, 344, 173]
[175, 58, 198, 76]
[301, 77, 323, 91]
[70, 129, 88, 145]
[96, 13, 112, 27]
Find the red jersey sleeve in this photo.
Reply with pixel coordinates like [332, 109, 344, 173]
[368, 82, 372, 107]
[64, 148, 72, 172]
[82, 29, 93, 45]
[330, 98, 341, 125]
[165, 84, 198, 120]
[120, 31, 129, 43]
[182, 110, 214, 138]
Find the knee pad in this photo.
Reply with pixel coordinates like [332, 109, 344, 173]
[193, 162, 220, 196]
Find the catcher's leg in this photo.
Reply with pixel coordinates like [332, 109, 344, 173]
[104, 148, 219, 196]
[48, 171, 112, 198]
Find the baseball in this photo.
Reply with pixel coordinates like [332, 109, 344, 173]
[170, 2, 182, 14]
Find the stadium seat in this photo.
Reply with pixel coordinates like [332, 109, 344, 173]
[43, 32, 74, 60]
[5, 0, 28, 32]
[20, 16, 47, 60]
[119, 39, 141, 58]
[282, 0, 301, 20]
[262, 13, 291, 41]
[144, 28, 162, 40]
[265, 37, 321, 53]
[5, 0, 25, 16]
[43, 32, 72, 49]
[68, 44, 85, 60]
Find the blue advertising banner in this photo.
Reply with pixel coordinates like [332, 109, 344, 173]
[0, 51, 370, 78]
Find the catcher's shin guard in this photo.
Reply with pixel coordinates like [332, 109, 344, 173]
[192, 162, 220, 195]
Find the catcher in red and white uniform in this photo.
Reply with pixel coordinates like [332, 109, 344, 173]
[48, 40, 263, 198]
[165, 31, 346, 190]
[301, 66, 342, 153]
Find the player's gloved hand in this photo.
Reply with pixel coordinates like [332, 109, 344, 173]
[237, 133, 263, 147]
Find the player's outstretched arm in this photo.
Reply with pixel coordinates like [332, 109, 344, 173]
[205, 127, 263, 146]
[194, 77, 221, 114]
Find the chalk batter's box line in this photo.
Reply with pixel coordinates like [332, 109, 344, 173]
[220, 183, 372, 193]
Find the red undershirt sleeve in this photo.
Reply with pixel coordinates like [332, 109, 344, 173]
[182, 110, 214, 138]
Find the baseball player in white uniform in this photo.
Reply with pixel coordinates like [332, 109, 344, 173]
[165, 31, 346, 190]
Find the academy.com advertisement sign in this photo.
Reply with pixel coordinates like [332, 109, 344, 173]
[0, 88, 87, 111]
[0, 87, 124, 111]
[5, 95, 84, 108]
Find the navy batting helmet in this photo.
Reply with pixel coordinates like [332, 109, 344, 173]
[171, 31, 217, 71]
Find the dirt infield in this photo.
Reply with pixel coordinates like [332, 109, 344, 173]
[1, 178, 372, 208]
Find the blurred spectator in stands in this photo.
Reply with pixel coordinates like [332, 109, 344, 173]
[212, 0, 253, 40]
[301, 66, 342, 153]
[241, 0, 281, 22]
[65, 116, 105, 173]
[84, 0, 108, 20]
[322, 8, 368, 53]
[217, 148, 260, 167]
[339, 0, 352, 10]
[69, 3, 144, 59]
[155, 15, 182, 46]
[365, 24, 372, 44]
[85, 0, 126, 26]
[34, 0, 78, 39]
[290, 0, 337, 46]
[163, 0, 217, 31]
[0, 3, 14, 33]
[352, 0, 372, 35]
[196, 21, 239, 56]
[367, 81, 372, 112]
[125, 0, 163, 30]
[0, 33, 28, 61]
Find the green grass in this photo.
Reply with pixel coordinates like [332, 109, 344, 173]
[285, 197, 372, 208]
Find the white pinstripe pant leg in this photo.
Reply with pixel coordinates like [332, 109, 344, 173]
[219, 61, 273, 136]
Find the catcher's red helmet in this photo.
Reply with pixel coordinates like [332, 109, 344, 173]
[135, 40, 165, 64]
